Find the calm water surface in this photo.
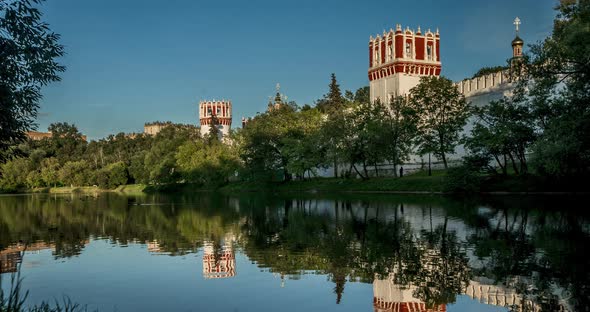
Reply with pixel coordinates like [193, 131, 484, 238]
[0, 193, 588, 311]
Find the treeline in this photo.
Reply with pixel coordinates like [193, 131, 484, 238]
[0, 122, 241, 191]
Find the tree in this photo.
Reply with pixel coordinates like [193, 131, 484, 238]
[58, 160, 90, 187]
[354, 86, 370, 104]
[0, 157, 29, 190]
[472, 66, 507, 78]
[46, 122, 87, 163]
[316, 73, 344, 113]
[384, 96, 418, 177]
[176, 138, 241, 185]
[0, 0, 65, 161]
[40, 157, 60, 187]
[410, 76, 469, 169]
[526, 0, 590, 177]
[316, 74, 346, 177]
[466, 84, 536, 175]
[207, 114, 221, 143]
[239, 105, 299, 181]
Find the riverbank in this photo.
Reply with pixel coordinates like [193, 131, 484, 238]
[220, 170, 447, 194]
[19, 184, 149, 195]
[3, 170, 588, 195]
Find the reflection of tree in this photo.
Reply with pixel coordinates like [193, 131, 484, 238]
[464, 199, 589, 312]
[414, 216, 471, 306]
[0, 193, 587, 311]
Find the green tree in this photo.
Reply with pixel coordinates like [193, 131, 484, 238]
[105, 161, 128, 188]
[316, 74, 346, 177]
[316, 73, 344, 113]
[466, 84, 536, 175]
[40, 157, 60, 187]
[207, 114, 221, 143]
[526, 0, 590, 177]
[354, 86, 370, 104]
[384, 96, 418, 177]
[239, 105, 297, 181]
[46, 122, 87, 163]
[176, 139, 241, 185]
[0, 0, 65, 161]
[410, 76, 469, 169]
[58, 160, 90, 187]
[0, 157, 30, 190]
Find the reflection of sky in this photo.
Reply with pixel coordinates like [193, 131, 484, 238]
[1, 239, 508, 312]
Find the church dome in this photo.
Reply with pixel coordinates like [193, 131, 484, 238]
[512, 36, 524, 46]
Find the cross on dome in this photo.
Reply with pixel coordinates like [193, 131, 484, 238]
[514, 17, 521, 33]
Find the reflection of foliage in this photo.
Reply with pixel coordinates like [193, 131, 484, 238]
[414, 217, 471, 306]
[0, 193, 587, 310]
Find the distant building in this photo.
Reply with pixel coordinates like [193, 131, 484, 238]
[26, 131, 53, 141]
[144, 121, 173, 136]
[25, 131, 87, 142]
[199, 100, 232, 139]
[241, 117, 252, 128]
[267, 83, 287, 112]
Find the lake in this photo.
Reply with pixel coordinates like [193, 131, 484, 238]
[0, 192, 588, 311]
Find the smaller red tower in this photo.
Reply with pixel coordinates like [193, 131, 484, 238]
[199, 100, 232, 138]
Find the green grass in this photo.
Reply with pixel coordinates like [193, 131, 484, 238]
[114, 184, 147, 194]
[220, 170, 447, 194]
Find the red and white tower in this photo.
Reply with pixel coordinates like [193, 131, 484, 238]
[369, 24, 441, 103]
[199, 100, 232, 138]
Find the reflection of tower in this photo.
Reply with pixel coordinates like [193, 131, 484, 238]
[0, 242, 55, 274]
[0, 251, 22, 274]
[373, 274, 446, 312]
[147, 240, 161, 253]
[202, 238, 236, 279]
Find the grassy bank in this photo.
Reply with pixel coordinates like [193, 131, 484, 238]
[4, 170, 587, 196]
[220, 170, 447, 194]
[22, 184, 149, 195]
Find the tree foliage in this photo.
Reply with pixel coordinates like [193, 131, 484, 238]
[410, 76, 469, 169]
[0, 0, 65, 161]
[525, 0, 590, 177]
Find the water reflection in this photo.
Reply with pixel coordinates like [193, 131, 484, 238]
[0, 193, 587, 311]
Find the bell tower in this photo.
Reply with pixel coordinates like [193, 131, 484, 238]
[511, 17, 524, 59]
[368, 24, 441, 103]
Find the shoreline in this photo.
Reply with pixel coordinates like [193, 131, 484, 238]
[4, 175, 589, 196]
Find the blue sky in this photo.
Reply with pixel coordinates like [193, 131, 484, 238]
[37, 0, 556, 139]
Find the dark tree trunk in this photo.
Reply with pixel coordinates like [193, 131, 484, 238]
[508, 152, 519, 175]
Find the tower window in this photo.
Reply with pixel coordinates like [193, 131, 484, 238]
[388, 45, 393, 61]
[427, 45, 432, 60]
[406, 42, 412, 58]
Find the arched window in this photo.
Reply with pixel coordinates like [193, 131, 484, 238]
[427, 45, 432, 60]
[405, 42, 412, 58]
[388, 45, 393, 61]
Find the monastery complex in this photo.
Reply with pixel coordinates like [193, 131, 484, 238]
[369, 18, 525, 108]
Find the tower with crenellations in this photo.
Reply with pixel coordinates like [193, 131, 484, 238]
[199, 100, 232, 139]
[368, 24, 441, 103]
